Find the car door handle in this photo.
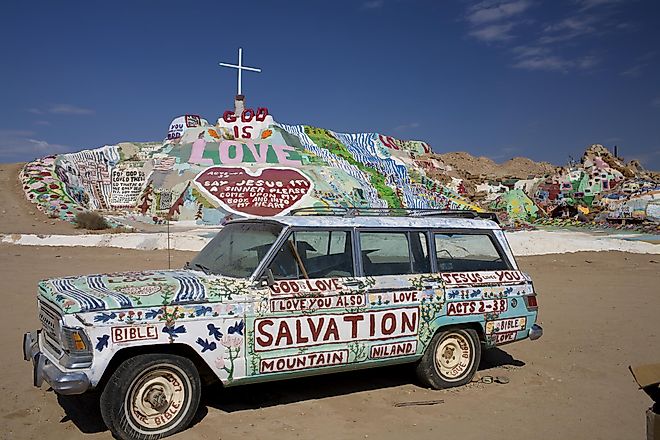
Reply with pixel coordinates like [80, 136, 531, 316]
[343, 280, 365, 288]
[421, 277, 442, 283]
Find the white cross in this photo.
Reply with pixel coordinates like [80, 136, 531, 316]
[219, 48, 262, 96]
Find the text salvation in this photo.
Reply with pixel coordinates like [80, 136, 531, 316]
[254, 308, 419, 351]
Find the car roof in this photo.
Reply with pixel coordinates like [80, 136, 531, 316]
[231, 215, 501, 230]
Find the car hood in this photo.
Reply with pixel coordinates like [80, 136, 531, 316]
[38, 269, 250, 314]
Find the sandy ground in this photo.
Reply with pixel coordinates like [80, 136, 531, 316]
[0, 245, 657, 440]
[1, 161, 659, 439]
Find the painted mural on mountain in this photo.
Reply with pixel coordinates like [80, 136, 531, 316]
[20, 106, 477, 226]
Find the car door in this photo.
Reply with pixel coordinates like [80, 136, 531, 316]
[250, 228, 370, 378]
[180, 221, 286, 385]
[356, 229, 443, 362]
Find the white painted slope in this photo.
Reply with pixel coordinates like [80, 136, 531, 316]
[1, 230, 658, 255]
[505, 230, 658, 255]
[0, 231, 210, 252]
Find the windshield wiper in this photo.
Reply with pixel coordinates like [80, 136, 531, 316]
[185, 262, 212, 274]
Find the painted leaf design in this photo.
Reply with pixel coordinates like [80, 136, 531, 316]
[207, 323, 223, 341]
[196, 337, 217, 353]
[228, 320, 244, 336]
[96, 335, 109, 351]
[162, 325, 186, 339]
[94, 312, 117, 323]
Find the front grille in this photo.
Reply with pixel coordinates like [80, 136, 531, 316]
[39, 300, 63, 357]
[39, 303, 58, 336]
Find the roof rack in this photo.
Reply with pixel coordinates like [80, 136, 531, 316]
[288, 207, 500, 223]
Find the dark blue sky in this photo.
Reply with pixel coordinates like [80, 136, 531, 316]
[1, 0, 659, 169]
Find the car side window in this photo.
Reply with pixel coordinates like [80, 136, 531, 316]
[268, 237, 299, 280]
[359, 231, 430, 276]
[267, 230, 354, 280]
[434, 233, 508, 272]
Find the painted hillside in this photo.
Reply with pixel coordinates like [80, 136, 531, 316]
[20, 104, 479, 228]
[19, 99, 659, 231]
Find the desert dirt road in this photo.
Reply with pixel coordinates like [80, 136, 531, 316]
[0, 245, 658, 440]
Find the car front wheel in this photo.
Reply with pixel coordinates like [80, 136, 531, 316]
[100, 353, 201, 440]
[416, 328, 481, 389]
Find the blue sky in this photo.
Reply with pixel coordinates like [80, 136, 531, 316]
[1, 0, 659, 169]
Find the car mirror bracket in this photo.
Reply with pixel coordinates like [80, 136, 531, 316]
[258, 268, 275, 288]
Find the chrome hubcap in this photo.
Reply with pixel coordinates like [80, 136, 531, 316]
[125, 366, 190, 435]
[435, 333, 473, 381]
[144, 386, 168, 412]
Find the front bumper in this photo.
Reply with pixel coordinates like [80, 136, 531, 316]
[22, 331, 90, 395]
[528, 324, 543, 341]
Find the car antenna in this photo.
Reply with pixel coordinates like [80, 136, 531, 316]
[167, 212, 171, 270]
[164, 197, 172, 270]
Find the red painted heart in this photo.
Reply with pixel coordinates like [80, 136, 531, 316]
[195, 166, 312, 216]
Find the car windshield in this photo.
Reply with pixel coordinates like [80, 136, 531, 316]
[188, 222, 283, 278]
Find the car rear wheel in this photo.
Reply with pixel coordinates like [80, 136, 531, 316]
[416, 328, 481, 389]
[100, 353, 201, 440]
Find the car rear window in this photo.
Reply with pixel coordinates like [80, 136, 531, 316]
[359, 231, 430, 276]
[434, 232, 508, 272]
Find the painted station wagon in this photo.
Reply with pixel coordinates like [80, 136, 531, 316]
[23, 208, 542, 440]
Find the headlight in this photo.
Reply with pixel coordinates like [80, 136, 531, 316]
[59, 327, 93, 368]
[61, 327, 91, 353]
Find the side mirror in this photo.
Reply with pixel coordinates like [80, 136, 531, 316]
[259, 268, 275, 287]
